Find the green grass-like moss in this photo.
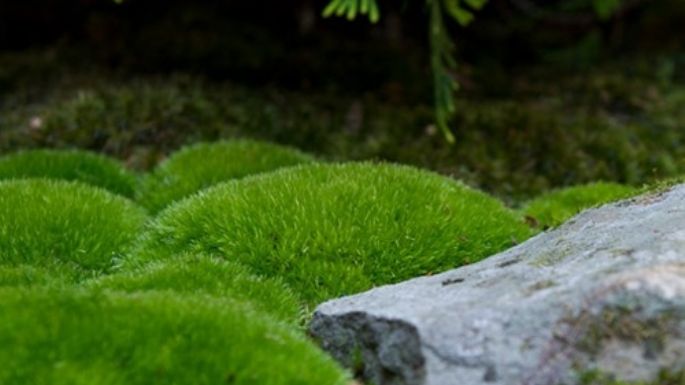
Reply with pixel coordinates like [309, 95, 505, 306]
[137, 140, 315, 213]
[579, 369, 685, 385]
[133, 162, 533, 303]
[0, 179, 147, 278]
[522, 182, 638, 229]
[0, 264, 78, 288]
[0, 288, 348, 385]
[87, 255, 302, 323]
[0, 149, 137, 198]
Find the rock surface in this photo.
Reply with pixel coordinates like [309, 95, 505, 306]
[309, 185, 685, 385]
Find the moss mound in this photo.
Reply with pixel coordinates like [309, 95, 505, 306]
[89, 255, 302, 322]
[522, 182, 638, 229]
[0, 179, 147, 278]
[0, 149, 137, 197]
[0, 288, 348, 385]
[134, 162, 532, 303]
[137, 140, 315, 213]
[0, 265, 77, 288]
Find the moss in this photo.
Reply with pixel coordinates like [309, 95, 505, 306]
[137, 140, 315, 213]
[525, 279, 558, 294]
[530, 242, 574, 267]
[639, 176, 685, 196]
[570, 304, 685, 385]
[3, 65, 685, 201]
[522, 182, 639, 229]
[578, 369, 685, 385]
[87, 255, 302, 323]
[0, 179, 147, 278]
[132, 162, 533, 303]
[0, 288, 349, 385]
[0, 264, 79, 288]
[0, 149, 137, 198]
[575, 308, 676, 357]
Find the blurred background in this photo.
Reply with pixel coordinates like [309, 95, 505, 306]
[1, 0, 683, 203]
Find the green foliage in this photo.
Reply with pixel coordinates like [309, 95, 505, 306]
[323, 0, 490, 141]
[88, 255, 302, 323]
[0, 149, 137, 198]
[323, 0, 380, 22]
[137, 140, 315, 213]
[0, 288, 348, 385]
[0, 179, 147, 277]
[522, 182, 638, 229]
[443, 0, 488, 26]
[429, 0, 458, 143]
[322, 0, 631, 141]
[425, 0, 486, 140]
[593, 0, 623, 20]
[132, 162, 533, 303]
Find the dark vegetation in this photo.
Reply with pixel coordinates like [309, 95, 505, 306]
[1, 1, 684, 203]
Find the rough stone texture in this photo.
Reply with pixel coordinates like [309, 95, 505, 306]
[309, 185, 685, 385]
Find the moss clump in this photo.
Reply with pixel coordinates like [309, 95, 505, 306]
[137, 140, 315, 213]
[522, 182, 638, 229]
[0, 179, 147, 278]
[0, 288, 348, 385]
[579, 369, 685, 385]
[133, 162, 533, 303]
[0, 264, 77, 288]
[0, 149, 137, 198]
[88, 255, 302, 323]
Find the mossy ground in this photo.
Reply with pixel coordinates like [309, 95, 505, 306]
[133, 162, 532, 304]
[0, 288, 348, 385]
[522, 182, 639, 229]
[88, 254, 303, 323]
[578, 369, 685, 385]
[0, 149, 138, 197]
[0, 265, 78, 288]
[0, 179, 147, 278]
[2, 54, 684, 203]
[137, 140, 315, 213]
[0, 136, 679, 382]
[1, 50, 684, 383]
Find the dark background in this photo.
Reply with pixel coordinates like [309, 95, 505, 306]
[2, 0, 683, 97]
[1, 1, 684, 201]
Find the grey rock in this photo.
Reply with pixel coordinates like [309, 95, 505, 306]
[309, 185, 685, 385]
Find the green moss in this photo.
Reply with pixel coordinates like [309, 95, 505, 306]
[570, 304, 684, 385]
[578, 369, 685, 385]
[0, 179, 147, 278]
[0, 149, 137, 198]
[137, 140, 315, 213]
[572, 303, 681, 359]
[640, 176, 685, 195]
[282, 258, 374, 312]
[530, 242, 574, 267]
[87, 255, 302, 323]
[132, 162, 533, 303]
[3, 65, 685, 201]
[0, 264, 79, 288]
[0, 288, 348, 385]
[522, 182, 638, 229]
